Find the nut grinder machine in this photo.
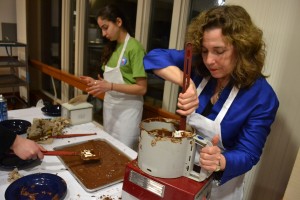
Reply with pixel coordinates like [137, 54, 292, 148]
[122, 118, 213, 200]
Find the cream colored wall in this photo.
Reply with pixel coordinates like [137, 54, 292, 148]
[0, 0, 16, 56]
[0, 0, 17, 94]
[16, 0, 26, 44]
[226, 0, 300, 199]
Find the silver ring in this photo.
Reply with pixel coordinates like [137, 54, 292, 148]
[215, 165, 221, 172]
[215, 160, 221, 172]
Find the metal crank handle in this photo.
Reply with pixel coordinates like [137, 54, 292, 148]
[195, 136, 213, 179]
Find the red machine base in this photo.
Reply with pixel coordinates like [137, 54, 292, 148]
[122, 160, 212, 200]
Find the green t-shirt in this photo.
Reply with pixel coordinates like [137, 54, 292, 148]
[102, 37, 147, 84]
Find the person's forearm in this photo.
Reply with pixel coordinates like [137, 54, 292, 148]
[153, 66, 183, 86]
[111, 78, 147, 95]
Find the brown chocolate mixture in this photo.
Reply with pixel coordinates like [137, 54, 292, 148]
[149, 128, 194, 138]
[141, 117, 194, 138]
[57, 140, 131, 190]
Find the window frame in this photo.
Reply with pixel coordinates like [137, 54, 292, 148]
[60, 0, 192, 113]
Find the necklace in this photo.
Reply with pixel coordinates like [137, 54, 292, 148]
[216, 86, 225, 101]
[211, 86, 225, 105]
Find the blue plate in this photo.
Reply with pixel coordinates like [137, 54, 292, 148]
[5, 173, 67, 200]
[41, 105, 61, 117]
[0, 119, 31, 135]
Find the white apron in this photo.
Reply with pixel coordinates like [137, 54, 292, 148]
[187, 78, 245, 200]
[103, 33, 143, 150]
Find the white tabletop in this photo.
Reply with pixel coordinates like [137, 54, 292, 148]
[0, 107, 137, 200]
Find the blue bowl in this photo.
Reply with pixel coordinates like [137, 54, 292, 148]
[5, 173, 67, 200]
[41, 104, 61, 117]
[0, 119, 31, 135]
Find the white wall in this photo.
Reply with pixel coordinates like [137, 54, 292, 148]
[0, 0, 16, 56]
[0, 0, 16, 94]
[226, 0, 300, 199]
[0, 0, 28, 99]
[16, 0, 27, 44]
[0, 0, 16, 35]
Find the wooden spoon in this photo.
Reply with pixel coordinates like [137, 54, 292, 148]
[179, 43, 193, 131]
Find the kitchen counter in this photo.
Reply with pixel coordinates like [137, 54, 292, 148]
[0, 107, 137, 200]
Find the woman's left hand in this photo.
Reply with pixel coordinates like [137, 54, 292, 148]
[86, 74, 112, 96]
[199, 135, 225, 172]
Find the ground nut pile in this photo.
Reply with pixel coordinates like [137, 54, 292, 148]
[7, 168, 23, 183]
[27, 117, 70, 143]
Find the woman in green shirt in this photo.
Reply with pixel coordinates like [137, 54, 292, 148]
[80, 4, 147, 150]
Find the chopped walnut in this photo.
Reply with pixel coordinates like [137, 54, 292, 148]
[27, 117, 70, 143]
[7, 168, 23, 183]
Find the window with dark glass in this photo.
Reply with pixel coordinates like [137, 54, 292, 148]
[40, 0, 62, 99]
[144, 0, 174, 108]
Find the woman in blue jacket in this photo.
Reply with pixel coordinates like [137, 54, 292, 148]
[144, 5, 279, 200]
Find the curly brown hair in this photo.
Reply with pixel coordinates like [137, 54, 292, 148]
[185, 5, 267, 88]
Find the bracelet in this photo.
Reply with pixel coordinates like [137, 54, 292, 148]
[111, 83, 113, 91]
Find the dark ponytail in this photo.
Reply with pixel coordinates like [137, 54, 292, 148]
[97, 4, 133, 65]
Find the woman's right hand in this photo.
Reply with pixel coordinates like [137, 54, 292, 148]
[176, 80, 199, 116]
